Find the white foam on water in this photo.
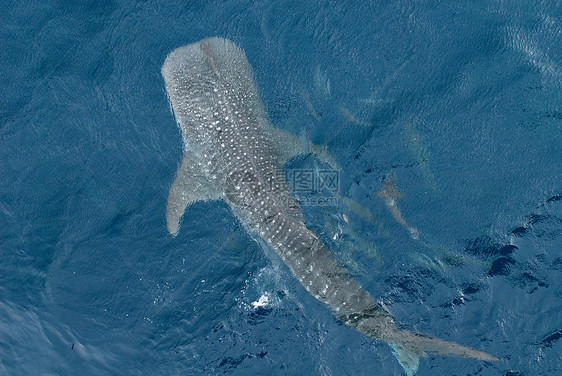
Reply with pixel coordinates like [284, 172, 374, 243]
[251, 294, 270, 309]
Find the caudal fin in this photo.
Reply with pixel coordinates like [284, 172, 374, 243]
[389, 329, 499, 375]
[390, 341, 420, 376]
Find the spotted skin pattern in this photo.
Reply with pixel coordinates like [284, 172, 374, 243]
[162, 37, 498, 375]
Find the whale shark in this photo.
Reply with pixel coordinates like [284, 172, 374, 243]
[161, 37, 499, 375]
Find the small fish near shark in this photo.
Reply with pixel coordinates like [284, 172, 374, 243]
[377, 175, 420, 240]
[161, 37, 499, 375]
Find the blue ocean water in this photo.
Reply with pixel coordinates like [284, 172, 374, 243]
[1, 1, 561, 375]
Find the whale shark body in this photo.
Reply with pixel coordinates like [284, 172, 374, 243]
[162, 37, 498, 375]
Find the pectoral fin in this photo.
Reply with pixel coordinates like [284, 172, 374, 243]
[166, 150, 222, 236]
[263, 120, 339, 169]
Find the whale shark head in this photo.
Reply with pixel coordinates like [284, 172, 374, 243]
[162, 37, 266, 149]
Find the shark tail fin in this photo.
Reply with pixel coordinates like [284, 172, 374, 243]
[389, 329, 500, 375]
[390, 341, 420, 376]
